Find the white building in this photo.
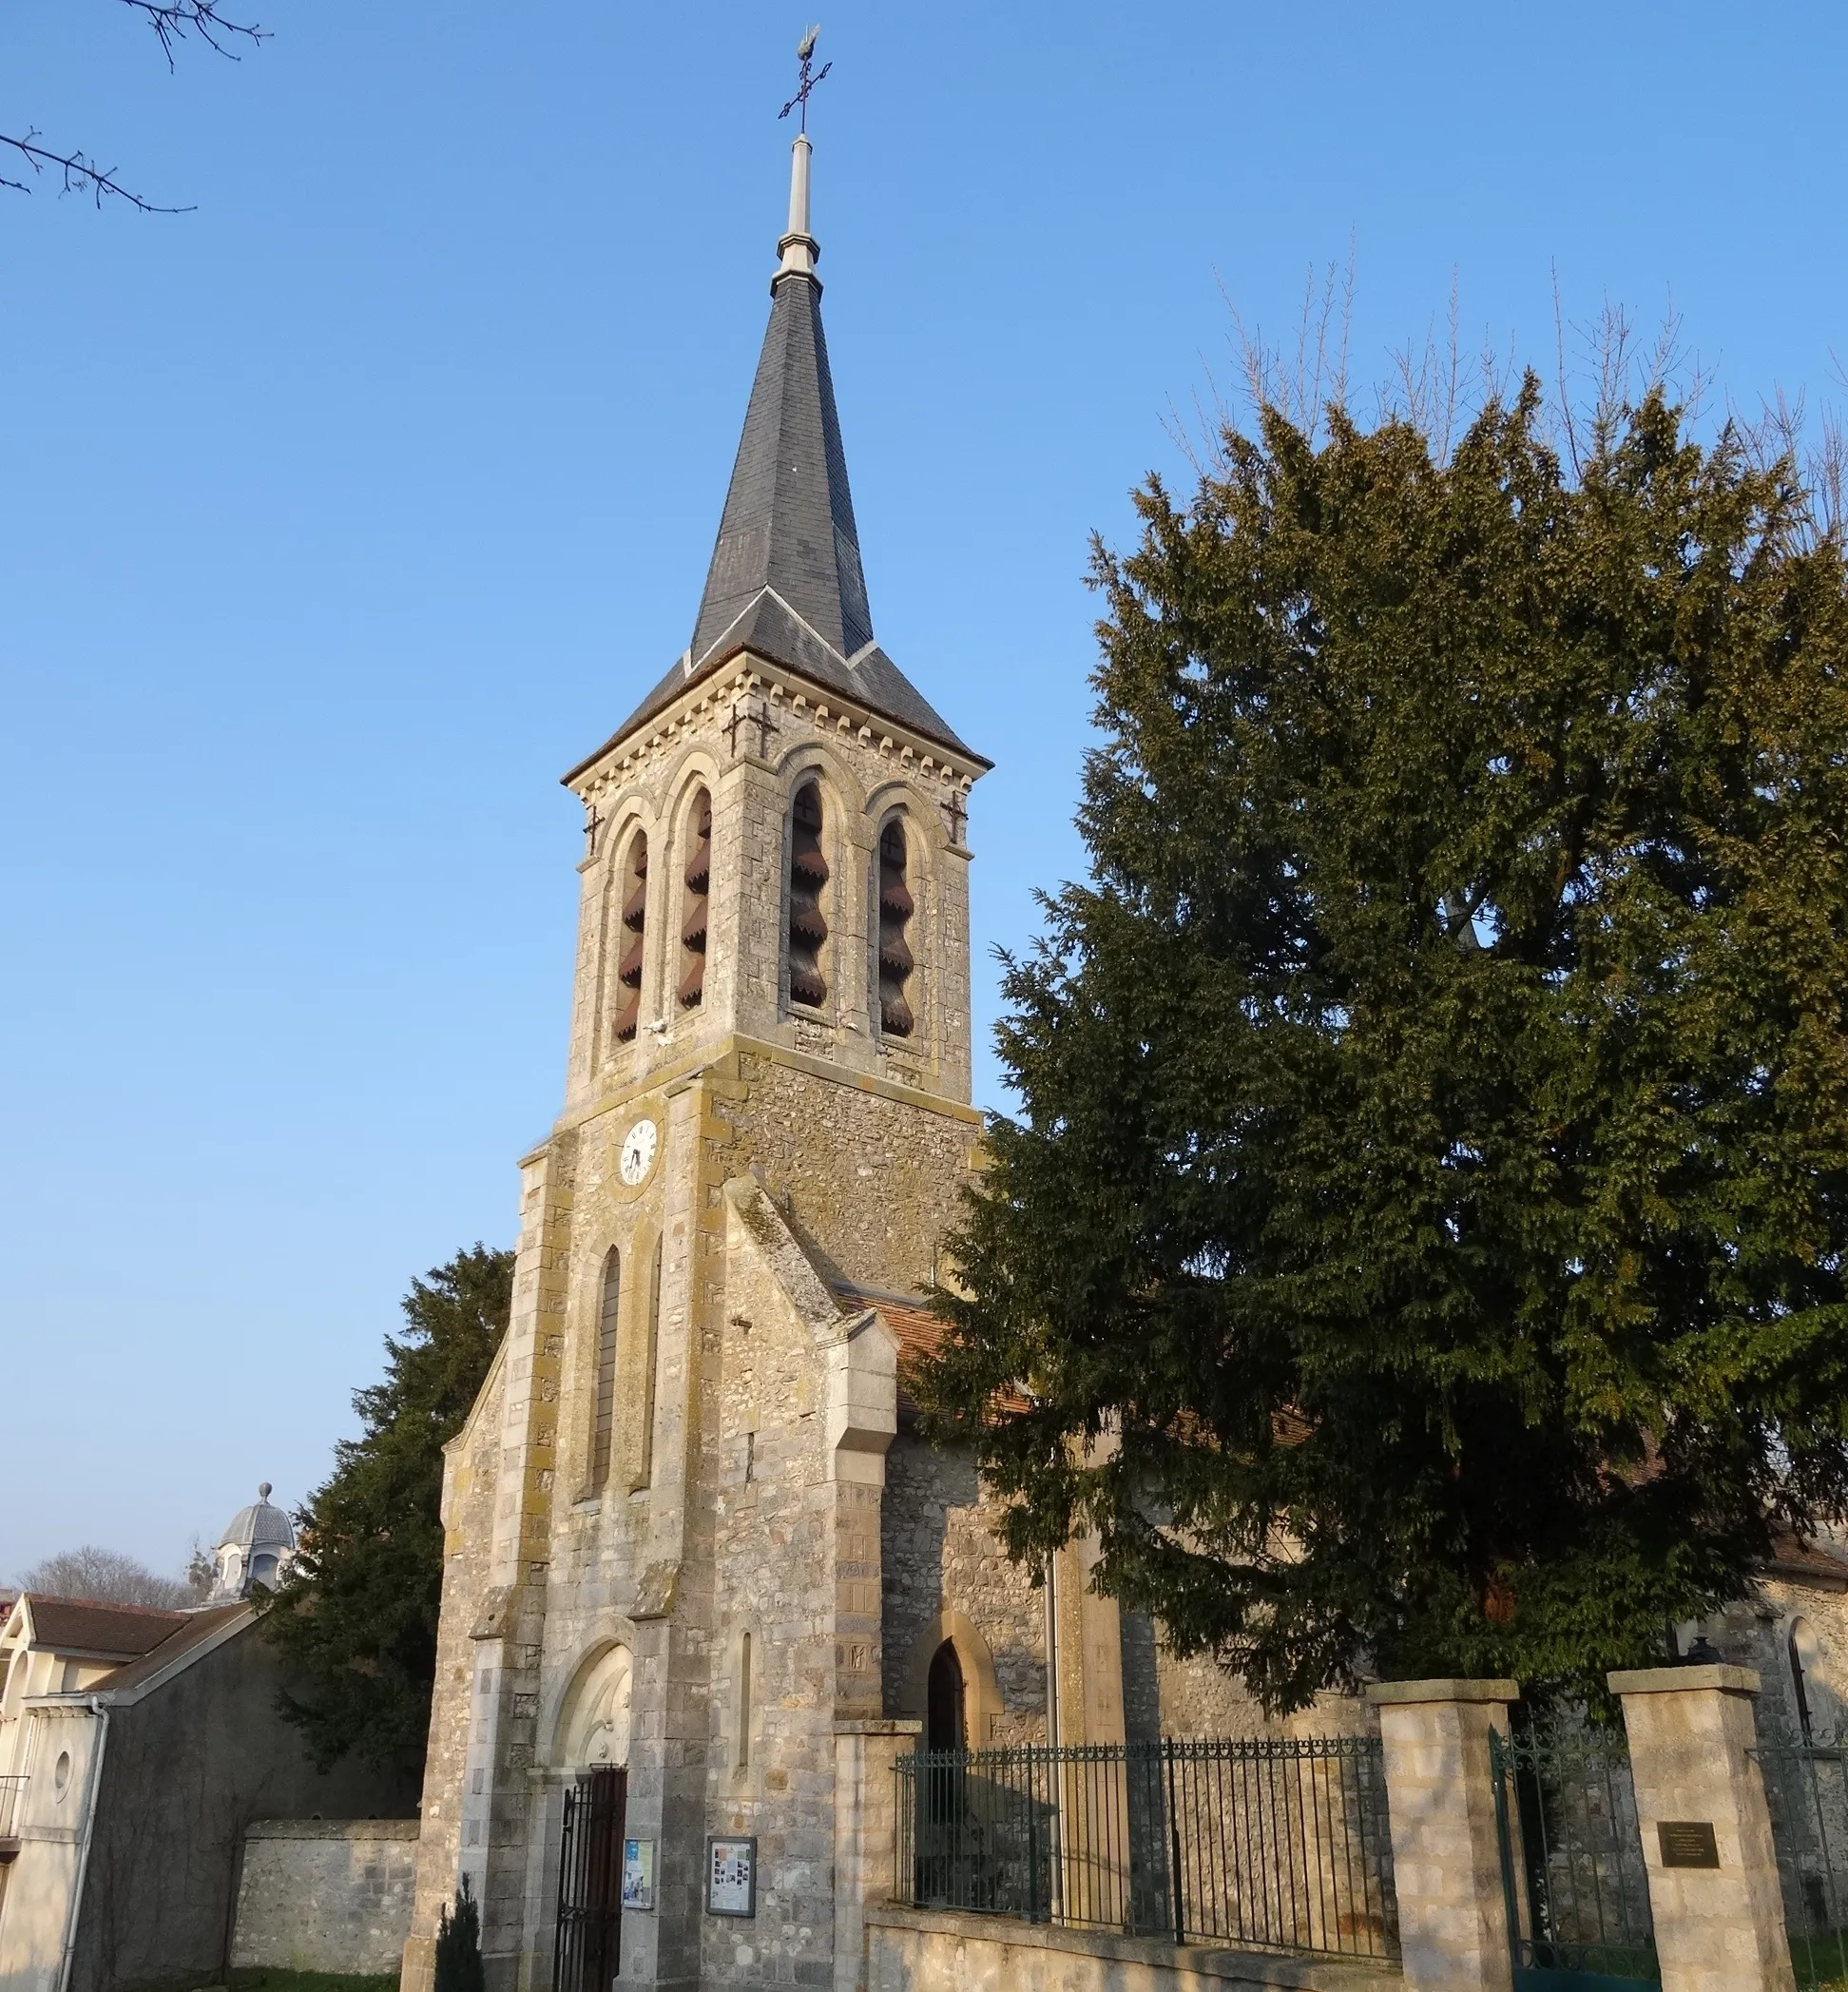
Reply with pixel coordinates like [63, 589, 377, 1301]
[0, 1492, 403, 1992]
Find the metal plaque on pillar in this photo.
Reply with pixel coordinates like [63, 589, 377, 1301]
[1657, 1821, 1720, 1868]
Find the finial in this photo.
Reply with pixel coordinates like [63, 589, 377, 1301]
[779, 26, 830, 135]
[774, 30, 826, 288]
[259, 1481, 272, 1499]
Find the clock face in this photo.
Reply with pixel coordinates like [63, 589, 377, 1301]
[618, 1118, 658, 1188]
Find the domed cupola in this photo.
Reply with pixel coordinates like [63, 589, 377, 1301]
[207, 1481, 298, 1603]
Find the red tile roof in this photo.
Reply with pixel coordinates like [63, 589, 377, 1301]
[870, 1299, 949, 1397]
[832, 1285, 947, 1414]
[1767, 1530, 1848, 1589]
[830, 1286, 1035, 1417]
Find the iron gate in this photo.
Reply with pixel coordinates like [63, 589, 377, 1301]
[1491, 1722, 1660, 1992]
[555, 1767, 626, 1992]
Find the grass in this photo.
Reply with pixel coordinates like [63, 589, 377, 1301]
[229, 1975, 397, 1992]
[122, 1973, 397, 1992]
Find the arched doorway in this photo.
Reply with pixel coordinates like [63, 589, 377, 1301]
[927, 1639, 967, 1753]
[554, 1647, 632, 1992]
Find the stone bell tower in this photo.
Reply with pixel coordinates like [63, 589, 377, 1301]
[404, 108, 990, 1992]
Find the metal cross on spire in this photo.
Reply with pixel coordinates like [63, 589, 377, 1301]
[779, 25, 831, 132]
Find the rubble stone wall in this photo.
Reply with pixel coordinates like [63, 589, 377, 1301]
[232, 1820, 419, 1976]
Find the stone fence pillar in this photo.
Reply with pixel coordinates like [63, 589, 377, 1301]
[834, 1717, 921, 1992]
[1608, 1665, 1794, 1992]
[1367, 1678, 1520, 1992]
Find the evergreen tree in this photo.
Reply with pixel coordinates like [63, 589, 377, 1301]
[433, 1874, 486, 1992]
[265, 1244, 514, 1771]
[919, 382, 1848, 1708]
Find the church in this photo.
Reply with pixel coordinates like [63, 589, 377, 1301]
[395, 85, 1848, 1992]
[399, 109, 1276, 1992]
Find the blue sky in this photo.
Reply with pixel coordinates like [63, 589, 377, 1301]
[5, 0, 1846, 1578]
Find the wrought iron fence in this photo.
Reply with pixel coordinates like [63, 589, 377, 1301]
[1490, 1720, 1659, 1992]
[0, 1775, 24, 1842]
[894, 1736, 1397, 1959]
[1755, 1737, 1848, 1991]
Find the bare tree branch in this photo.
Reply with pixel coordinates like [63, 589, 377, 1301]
[0, 128, 194, 211]
[1552, 261, 1583, 478]
[117, 0, 268, 67]
[1, 0, 267, 214]
[1215, 250, 1357, 450]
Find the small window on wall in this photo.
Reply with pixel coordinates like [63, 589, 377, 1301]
[876, 816, 914, 1037]
[613, 832, 648, 1045]
[679, 792, 712, 1009]
[1791, 1617, 1825, 1741]
[787, 783, 829, 1009]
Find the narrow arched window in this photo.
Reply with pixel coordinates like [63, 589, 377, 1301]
[612, 832, 648, 1045]
[787, 783, 829, 1009]
[738, 1632, 753, 1770]
[633, 1235, 663, 1490]
[591, 1248, 621, 1489]
[876, 816, 914, 1037]
[1792, 1617, 1822, 1741]
[679, 791, 712, 1009]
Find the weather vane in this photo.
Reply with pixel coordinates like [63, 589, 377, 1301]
[779, 25, 831, 132]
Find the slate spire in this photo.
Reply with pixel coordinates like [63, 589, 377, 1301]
[688, 131, 874, 667]
[573, 124, 985, 779]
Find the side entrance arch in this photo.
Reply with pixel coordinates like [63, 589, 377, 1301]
[903, 1610, 1002, 1748]
[927, 1639, 967, 1752]
[553, 1646, 633, 1992]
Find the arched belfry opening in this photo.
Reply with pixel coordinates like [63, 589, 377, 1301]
[788, 781, 829, 1009]
[926, 1638, 967, 1753]
[613, 832, 647, 1045]
[680, 790, 712, 1009]
[876, 814, 914, 1037]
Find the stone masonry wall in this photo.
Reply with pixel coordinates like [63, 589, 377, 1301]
[882, 1433, 1049, 1746]
[233, 1821, 419, 1975]
[402, 1315, 510, 1987]
[1153, 1647, 1374, 1741]
[1702, 1569, 1848, 1743]
[878, 1433, 1376, 1750]
[695, 1186, 844, 1990]
[722, 1048, 980, 1300]
[865, 1903, 1399, 1992]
